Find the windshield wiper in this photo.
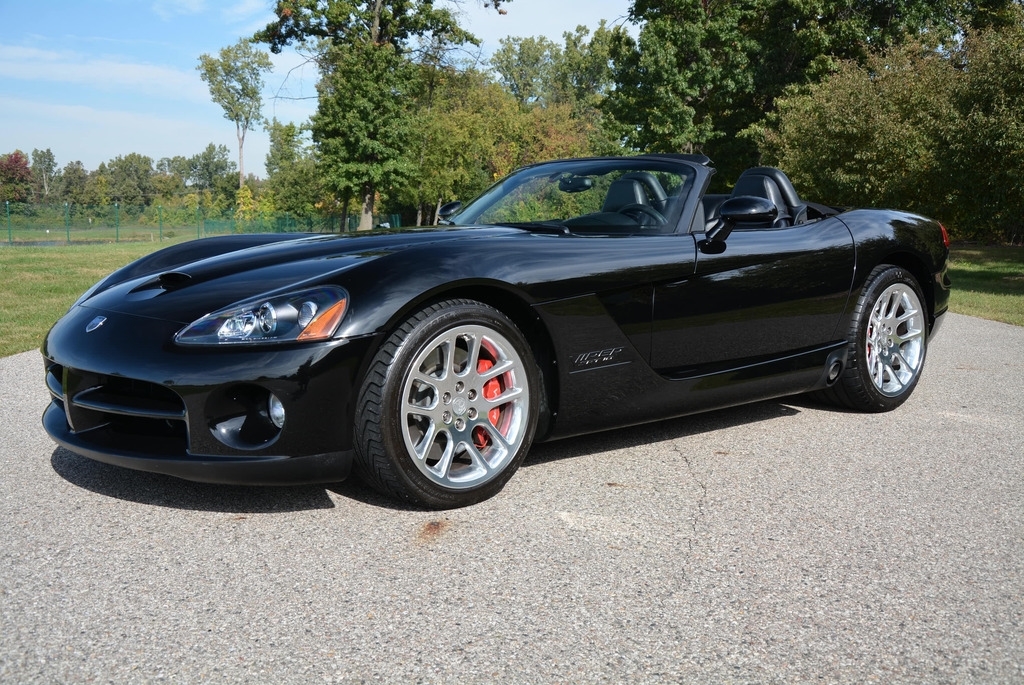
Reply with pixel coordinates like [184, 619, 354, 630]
[494, 221, 570, 235]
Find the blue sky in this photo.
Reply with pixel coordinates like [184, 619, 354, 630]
[0, 0, 634, 177]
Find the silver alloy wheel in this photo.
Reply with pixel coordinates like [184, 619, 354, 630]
[865, 282, 925, 396]
[401, 324, 530, 490]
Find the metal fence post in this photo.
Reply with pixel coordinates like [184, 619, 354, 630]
[115, 202, 120, 242]
[5, 201, 9, 245]
[196, 205, 202, 240]
[64, 202, 70, 244]
[158, 205, 163, 241]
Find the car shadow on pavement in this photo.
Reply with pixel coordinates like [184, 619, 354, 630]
[524, 399, 802, 466]
[49, 399, 805, 513]
[50, 447, 339, 513]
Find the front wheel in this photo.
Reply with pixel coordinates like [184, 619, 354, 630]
[823, 265, 928, 412]
[355, 300, 540, 508]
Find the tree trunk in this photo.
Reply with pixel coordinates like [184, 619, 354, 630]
[415, 204, 423, 227]
[237, 124, 246, 189]
[358, 183, 375, 231]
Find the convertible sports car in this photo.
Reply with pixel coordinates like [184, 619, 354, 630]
[42, 154, 950, 508]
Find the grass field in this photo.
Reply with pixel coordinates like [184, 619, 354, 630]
[1, 241, 1021, 358]
[946, 245, 1024, 327]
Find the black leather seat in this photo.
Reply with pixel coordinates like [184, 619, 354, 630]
[731, 167, 808, 227]
[602, 178, 649, 213]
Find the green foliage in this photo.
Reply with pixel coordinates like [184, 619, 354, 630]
[606, 0, 755, 154]
[265, 119, 319, 217]
[197, 39, 273, 186]
[59, 161, 89, 206]
[943, 13, 1024, 241]
[491, 35, 560, 107]
[30, 148, 58, 202]
[759, 42, 954, 214]
[759, 9, 1024, 242]
[254, 0, 477, 53]
[107, 153, 155, 207]
[313, 40, 417, 229]
[255, 1, 492, 230]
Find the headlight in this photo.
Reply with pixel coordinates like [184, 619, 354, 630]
[175, 286, 348, 346]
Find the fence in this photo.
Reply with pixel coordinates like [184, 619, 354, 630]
[1, 202, 404, 245]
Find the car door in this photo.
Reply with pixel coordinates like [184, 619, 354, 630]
[650, 217, 856, 375]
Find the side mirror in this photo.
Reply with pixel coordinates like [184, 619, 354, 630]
[706, 196, 779, 243]
[437, 201, 462, 223]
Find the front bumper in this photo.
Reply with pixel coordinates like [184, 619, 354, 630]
[42, 305, 376, 485]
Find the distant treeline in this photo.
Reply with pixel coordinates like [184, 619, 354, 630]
[3, 0, 1023, 242]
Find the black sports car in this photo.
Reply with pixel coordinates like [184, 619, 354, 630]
[42, 155, 951, 508]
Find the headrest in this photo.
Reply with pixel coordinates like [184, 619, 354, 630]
[603, 179, 648, 212]
[733, 167, 802, 209]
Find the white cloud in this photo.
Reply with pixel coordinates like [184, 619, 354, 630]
[152, 0, 207, 21]
[222, 0, 270, 24]
[0, 44, 209, 104]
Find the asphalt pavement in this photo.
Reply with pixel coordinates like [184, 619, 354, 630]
[1, 312, 1022, 683]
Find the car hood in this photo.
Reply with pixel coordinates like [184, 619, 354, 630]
[77, 227, 514, 325]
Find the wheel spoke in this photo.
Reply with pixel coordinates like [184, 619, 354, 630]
[477, 358, 514, 382]
[430, 438, 456, 479]
[484, 385, 523, 405]
[412, 420, 439, 461]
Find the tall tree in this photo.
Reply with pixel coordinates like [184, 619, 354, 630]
[605, 0, 755, 155]
[197, 39, 273, 188]
[491, 35, 560, 107]
[254, 0, 506, 230]
[30, 148, 59, 202]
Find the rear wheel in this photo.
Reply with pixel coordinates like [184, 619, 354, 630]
[355, 300, 539, 508]
[823, 265, 928, 412]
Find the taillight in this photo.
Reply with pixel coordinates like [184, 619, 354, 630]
[939, 222, 951, 248]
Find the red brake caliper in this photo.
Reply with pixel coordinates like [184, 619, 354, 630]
[473, 357, 503, 449]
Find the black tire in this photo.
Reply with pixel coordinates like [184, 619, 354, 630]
[354, 299, 540, 509]
[821, 265, 928, 412]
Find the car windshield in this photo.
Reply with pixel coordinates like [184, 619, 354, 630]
[449, 159, 697, 235]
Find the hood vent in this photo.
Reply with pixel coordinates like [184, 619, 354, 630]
[157, 271, 193, 290]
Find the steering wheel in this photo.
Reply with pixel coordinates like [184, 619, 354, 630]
[617, 203, 667, 225]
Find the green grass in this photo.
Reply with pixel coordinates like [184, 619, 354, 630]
[1, 241, 1021, 359]
[0, 241, 186, 357]
[947, 245, 1024, 327]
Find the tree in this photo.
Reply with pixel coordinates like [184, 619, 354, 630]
[0, 150, 32, 203]
[197, 39, 273, 188]
[943, 10, 1024, 241]
[30, 148, 59, 202]
[265, 118, 319, 217]
[254, 0, 506, 230]
[59, 161, 89, 206]
[84, 163, 111, 207]
[107, 153, 155, 207]
[491, 35, 560, 107]
[760, 43, 954, 218]
[605, 0, 755, 155]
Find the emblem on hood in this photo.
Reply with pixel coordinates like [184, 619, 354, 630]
[86, 316, 107, 333]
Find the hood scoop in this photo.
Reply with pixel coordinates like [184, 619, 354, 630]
[157, 271, 193, 289]
[127, 271, 194, 297]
